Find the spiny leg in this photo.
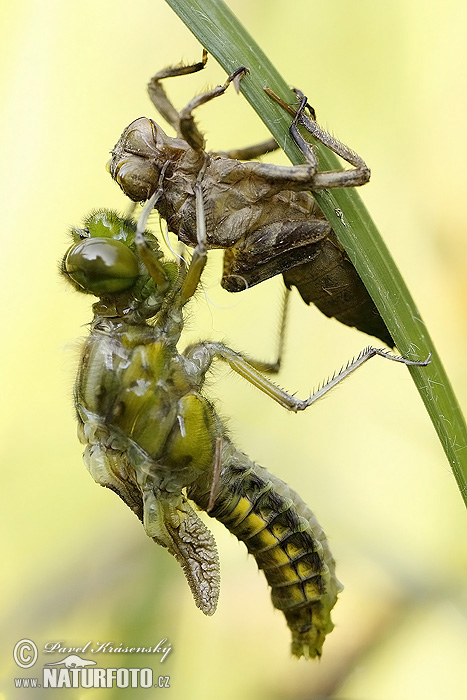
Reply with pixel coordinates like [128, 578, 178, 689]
[265, 87, 370, 189]
[186, 341, 431, 413]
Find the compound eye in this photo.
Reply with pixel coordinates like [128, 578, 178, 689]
[64, 237, 139, 295]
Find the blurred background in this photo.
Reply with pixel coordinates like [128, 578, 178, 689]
[1, 1, 467, 698]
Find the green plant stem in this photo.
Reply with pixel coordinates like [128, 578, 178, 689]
[165, 0, 467, 507]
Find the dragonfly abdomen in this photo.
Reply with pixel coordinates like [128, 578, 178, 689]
[283, 231, 394, 346]
[189, 444, 341, 659]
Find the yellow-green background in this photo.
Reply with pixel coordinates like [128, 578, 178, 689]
[2, 1, 467, 698]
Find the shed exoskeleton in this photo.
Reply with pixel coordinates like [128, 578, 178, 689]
[109, 52, 393, 346]
[62, 184, 429, 657]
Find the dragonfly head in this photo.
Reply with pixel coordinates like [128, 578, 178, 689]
[109, 117, 189, 202]
[62, 209, 176, 320]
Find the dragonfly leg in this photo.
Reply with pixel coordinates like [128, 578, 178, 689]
[148, 55, 282, 162]
[134, 167, 171, 290]
[243, 287, 291, 375]
[186, 341, 430, 413]
[178, 66, 249, 150]
[148, 50, 249, 151]
[265, 87, 370, 190]
[179, 163, 209, 304]
[147, 50, 208, 139]
[211, 137, 279, 161]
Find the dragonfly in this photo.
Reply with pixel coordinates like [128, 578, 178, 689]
[109, 51, 394, 347]
[61, 182, 429, 658]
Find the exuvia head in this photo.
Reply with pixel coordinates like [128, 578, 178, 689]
[109, 117, 188, 202]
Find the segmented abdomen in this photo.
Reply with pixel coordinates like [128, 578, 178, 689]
[189, 442, 342, 659]
[283, 231, 394, 347]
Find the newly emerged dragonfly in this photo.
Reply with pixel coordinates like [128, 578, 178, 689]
[62, 185, 429, 658]
[109, 52, 393, 346]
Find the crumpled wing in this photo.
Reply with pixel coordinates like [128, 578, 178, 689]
[143, 492, 220, 616]
[84, 442, 220, 615]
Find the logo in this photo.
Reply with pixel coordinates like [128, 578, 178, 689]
[44, 654, 96, 668]
[13, 638, 172, 690]
[13, 640, 38, 669]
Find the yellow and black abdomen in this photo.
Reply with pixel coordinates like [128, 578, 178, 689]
[189, 443, 342, 659]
